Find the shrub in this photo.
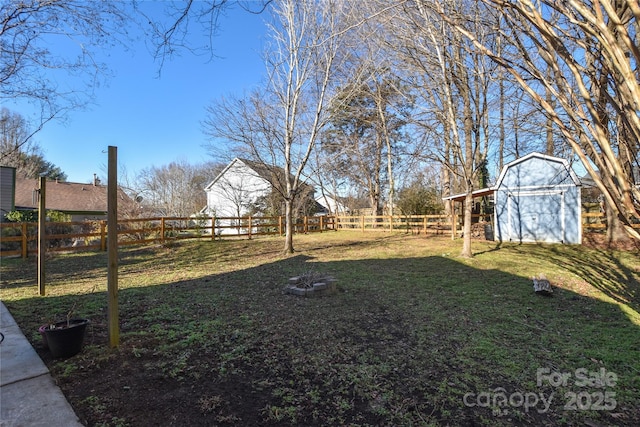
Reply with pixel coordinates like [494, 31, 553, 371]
[4, 210, 73, 249]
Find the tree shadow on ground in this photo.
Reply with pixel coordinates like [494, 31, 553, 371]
[505, 242, 639, 317]
[4, 247, 639, 427]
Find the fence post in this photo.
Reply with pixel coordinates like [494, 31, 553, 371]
[320, 215, 324, 232]
[100, 221, 107, 251]
[161, 217, 166, 243]
[304, 216, 308, 233]
[279, 216, 283, 236]
[248, 216, 252, 240]
[38, 176, 46, 296]
[211, 216, 216, 240]
[107, 145, 119, 348]
[21, 223, 27, 258]
[423, 216, 427, 234]
[361, 216, 365, 232]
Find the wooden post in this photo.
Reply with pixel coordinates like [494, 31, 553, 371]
[320, 215, 324, 232]
[211, 216, 215, 240]
[38, 176, 46, 296]
[107, 146, 120, 348]
[161, 217, 166, 243]
[100, 221, 106, 251]
[21, 223, 27, 258]
[450, 200, 456, 240]
[361, 216, 365, 232]
[248, 216, 252, 240]
[279, 216, 283, 236]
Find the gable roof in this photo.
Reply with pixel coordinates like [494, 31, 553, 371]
[239, 158, 288, 189]
[205, 158, 277, 190]
[494, 152, 581, 188]
[205, 158, 312, 194]
[14, 177, 127, 213]
[315, 193, 351, 214]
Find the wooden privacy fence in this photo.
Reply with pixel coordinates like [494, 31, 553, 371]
[0, 212, 627, 258]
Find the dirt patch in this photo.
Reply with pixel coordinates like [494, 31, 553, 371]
[39, 313, 437, 427]
[582, 232, 640, 251]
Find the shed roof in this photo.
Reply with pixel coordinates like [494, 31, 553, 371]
[442, 152, 581, 203]
[442, 187, 496, 202]
[494, 152, 581, 188]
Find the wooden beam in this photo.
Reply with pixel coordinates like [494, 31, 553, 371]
[450, 200, 456, 240]
[38, 176, 46, 296]
[107, 146, 120, 348]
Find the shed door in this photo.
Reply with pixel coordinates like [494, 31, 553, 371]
[507, 191, 565, 243]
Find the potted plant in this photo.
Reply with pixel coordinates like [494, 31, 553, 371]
[39, 303, 90, 358]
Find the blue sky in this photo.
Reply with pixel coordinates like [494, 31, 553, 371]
[8, 3, 269, 184]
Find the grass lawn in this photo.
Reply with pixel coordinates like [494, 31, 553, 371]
[1, 232, 639, 426]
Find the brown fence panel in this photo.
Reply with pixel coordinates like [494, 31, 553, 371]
[333, 214, 454, 234]
[2, 213, 632, 258]
[0, 215, 337, 258]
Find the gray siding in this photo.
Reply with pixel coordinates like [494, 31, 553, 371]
[0, 167, 16, 220]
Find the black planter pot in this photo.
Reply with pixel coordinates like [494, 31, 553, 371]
[42, 319, 90, 358]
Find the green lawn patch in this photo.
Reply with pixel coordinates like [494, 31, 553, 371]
[2, 232, 638, 426]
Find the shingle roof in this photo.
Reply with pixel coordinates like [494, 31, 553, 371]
[238, 158, 288, 190]
[238, 158, 315, 195]
[14, 177, 118, 213]
[206, 158, 313, 194]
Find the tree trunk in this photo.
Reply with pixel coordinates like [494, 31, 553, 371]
[442, 0, 640, 241]
[461, 191, 473, 258]
[605, 200, 631, 245]
[283, 199, 294, 254]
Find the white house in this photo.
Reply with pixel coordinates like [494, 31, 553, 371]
[199, 158, 271, 234]
[200, 158, 322, 234]
[202, 158, 273, 219]
[315, 193, 350, 215]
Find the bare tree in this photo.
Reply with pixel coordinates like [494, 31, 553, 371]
[437, 0, 640, 241]
[139, 1, 272, 69]
[305, 142, 350, 215]
[1, 108, 34, 169]
[205, 0, 356, 254]
[390, 0, 499, 256]
[136, 160, 221, 217]
[0, 108, 67, 180]
[1, 1, 132, 147]
[265, 0, 355, 253]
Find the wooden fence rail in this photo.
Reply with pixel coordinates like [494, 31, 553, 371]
[332, 214, 467, 234]
[0, 215, 335, 258]
[0, 212, 628, 258]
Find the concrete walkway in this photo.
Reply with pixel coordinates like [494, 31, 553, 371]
[0, 302, 84, 427]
